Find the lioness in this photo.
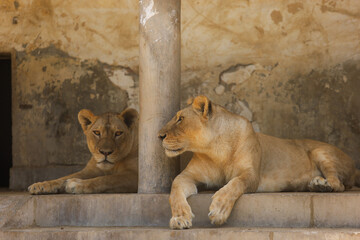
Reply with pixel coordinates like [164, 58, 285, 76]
[158, 95, 360, 229]
[28, 108, 138, 194]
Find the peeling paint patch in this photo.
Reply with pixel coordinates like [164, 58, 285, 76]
[225, 100, 260, 132]
[226, 100, 252, 121]
[220, 64, 257, 85]
[214, 85, 225, 95]
[140, 0, 158, 26]
[219, 63, 271, 92]
[108, 69, 134, 89]
[105, 67, 139, 110]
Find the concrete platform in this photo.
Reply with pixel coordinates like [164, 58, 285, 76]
[1, 191, 360, 229]
[1, 227, 360, 240]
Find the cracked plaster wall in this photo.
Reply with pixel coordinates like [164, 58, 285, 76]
[0, 0, 360, 188]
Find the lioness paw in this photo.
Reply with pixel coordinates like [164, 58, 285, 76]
[169, 201, 194, 229]
[65, 178, 93, 194]
[28, 181, 62, 195]
[326, 176, 345, 192]
[308, 176, 333, 192]
[169, 216, 193, 230]
[209, 191, 234, 225]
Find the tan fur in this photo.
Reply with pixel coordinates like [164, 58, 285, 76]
[28, 108, 139, 194]
[158, 95, 360, 229]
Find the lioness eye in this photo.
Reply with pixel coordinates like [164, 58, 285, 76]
[177, 116, 184, 123]
[93, 130, 100, 136]
[115, 131, 123, 137]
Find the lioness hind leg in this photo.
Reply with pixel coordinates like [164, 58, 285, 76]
[309, 148, 345, 192]
[308, 176, 333, 192]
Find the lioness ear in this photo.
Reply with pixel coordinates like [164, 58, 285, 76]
[120, 108, 139, 128]
[78, 109, 96, 131]
[192, 95, 212, 119]
[186, 97, 194, 105]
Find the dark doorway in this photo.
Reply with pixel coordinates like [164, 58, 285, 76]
[0, 55, 12, 188]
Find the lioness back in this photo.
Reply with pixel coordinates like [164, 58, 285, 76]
[256, 133, 355, 192]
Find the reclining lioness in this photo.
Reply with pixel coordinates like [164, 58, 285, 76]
[158, 95, 360, 229]
[28, 108, 138, 194]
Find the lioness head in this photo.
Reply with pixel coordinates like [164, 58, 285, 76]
[158, 95, 214, 157]
[78, 108, 139, 170]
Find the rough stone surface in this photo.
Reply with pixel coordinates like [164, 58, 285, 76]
[0, 194, 33, 228]
[1, 191, 360, 229]
[0, 0, 359, 188]
[313, 193, 360, 228]
[227, 193, 311, 228]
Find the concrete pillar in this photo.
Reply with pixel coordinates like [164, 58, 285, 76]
[138, 0, 181, 193]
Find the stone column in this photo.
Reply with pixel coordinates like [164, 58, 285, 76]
[138, 0, 181, 193]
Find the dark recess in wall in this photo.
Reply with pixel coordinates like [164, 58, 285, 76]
[0, 56, 12, 188]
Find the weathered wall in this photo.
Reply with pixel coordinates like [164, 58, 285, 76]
[179, 0, 360, 170]
[0, 0, 359, 188]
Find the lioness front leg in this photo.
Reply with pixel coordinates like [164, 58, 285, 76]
[27, 179, 65, 194]
[209, 171, 257, 225]
[65, 171, 138, 194]
[28, 171, 92, 195]
[169, 173, 198, 229]
[28, 160, 101, 194]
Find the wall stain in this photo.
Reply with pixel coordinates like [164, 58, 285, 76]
[14, 1, 19, 10]
[19, 104, 33, 110]
[0, 0, 15, 11]
[30, 0, 54, 21]
[271, 10, 283, 25]
[282, 61, 360, 167]
[29, 44, 75, 60]
[254, 26, 264, 37]
[287, 3, 303, 14]
[321, 5, 360, 19]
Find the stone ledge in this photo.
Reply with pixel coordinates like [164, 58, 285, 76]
[1, 227, 360, 240]
[1, 191, 360, 229]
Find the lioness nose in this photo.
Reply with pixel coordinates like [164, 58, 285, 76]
[158, 133, 167, 141]
[99, 150, 113, 156]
